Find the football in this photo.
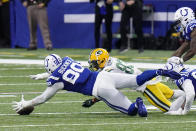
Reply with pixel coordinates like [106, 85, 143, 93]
[17, 106, 34, 115]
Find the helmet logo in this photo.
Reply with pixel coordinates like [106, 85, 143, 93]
[180, 9, 188, 16]
[45, 59, 49, 67]
[95, 50, 103, 56]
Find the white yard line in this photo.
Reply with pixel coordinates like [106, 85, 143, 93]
[1, 120, 196, 128]
[0, 68, 43, 70]
[0, 59, 195, 69]
[0, 83, 45, 86]
[0, 95, 16, 97]
[0, 76, 29, 78]
[0, 91, 72, 95]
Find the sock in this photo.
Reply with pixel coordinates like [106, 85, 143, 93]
[136, 70, 157, 86]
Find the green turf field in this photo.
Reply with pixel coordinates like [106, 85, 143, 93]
[0, 48, 195, 64]
[0, 48, 196, 131]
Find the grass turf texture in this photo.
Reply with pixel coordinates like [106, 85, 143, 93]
[0, 48, 196, 64]
[0, 49, 196, 130]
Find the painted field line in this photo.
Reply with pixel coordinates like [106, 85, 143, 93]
[0, 95, 16, 97]
[0, 76, 29, 78]
[0, 83, 45, 86]
[1, 120, 196, 128]
[0, 101, 84, 105]
[0, 67, 43, 70]
[0, 110, 161, 117]
[0, 59, 195, 69]
[0, 91, 73, 95]
[0, 111, 121, 116]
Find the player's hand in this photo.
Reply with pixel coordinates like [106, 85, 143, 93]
[29, 74, 43, 80]
[181, 109, 188, 115]
[12, 94, 31, 113]
[164, 108, 183, 115]
[82, 98, 99, 108]
[156, 69, 181, 80]
[167, 56, 183, 64]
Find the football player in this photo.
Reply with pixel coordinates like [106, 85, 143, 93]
[12, 54, 180, 117]
[172, 7, 196, 62]
[82, 48, 185, 113]
[165, 56, 196, 115]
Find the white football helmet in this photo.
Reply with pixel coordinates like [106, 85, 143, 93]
[165, 62, 184, 73]
[167, 56, 183, 64]
[174, 7, 195, 32]
[44, 54, 62, 74]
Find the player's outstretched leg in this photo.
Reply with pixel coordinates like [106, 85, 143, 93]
[136, 69, 181, 86]
[136, 97, 147, 117]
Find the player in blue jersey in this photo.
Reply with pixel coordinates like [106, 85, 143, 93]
[12, 54, 181, 117]
[165, 56, 196, 115]
[172, 7, 196, 62]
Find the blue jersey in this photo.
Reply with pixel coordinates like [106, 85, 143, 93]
[183, 19, 196, 41]
[176, 68, 196, 93]
[46, 57, 99, 96]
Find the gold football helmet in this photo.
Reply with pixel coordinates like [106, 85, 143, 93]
[89, 48, 109, 71]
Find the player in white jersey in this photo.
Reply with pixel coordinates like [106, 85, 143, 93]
[172, 7, 196, 62]
[165, 56, 196, 115]
[12, 54, 181, 117]
[82, 48, 185, 113]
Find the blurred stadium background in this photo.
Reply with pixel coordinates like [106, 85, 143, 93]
[9, 0, 196, 50]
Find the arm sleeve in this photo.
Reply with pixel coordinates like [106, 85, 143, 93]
[28, 82, 64, 106]
[36, 72, 50, 79]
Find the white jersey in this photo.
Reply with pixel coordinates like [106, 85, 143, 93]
[103, 57, 142, 75]
[101, 57, 160, 92]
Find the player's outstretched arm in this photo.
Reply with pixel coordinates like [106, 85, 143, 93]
[12, 83, 63, 114]
[82, 98, 100, 108]
[182, 29, 196, 62]
[30, 72, 50, 80]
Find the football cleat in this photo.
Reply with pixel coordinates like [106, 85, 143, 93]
[136, 97, 148, 117]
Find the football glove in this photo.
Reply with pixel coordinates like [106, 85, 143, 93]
[156, 69, 181, 80]
[12, 94, 34, 115]
[82, 98, 100, 108]
[167, 56, 183, 64]
[30, 74, 43, 80]
[29, 73, 49, 80]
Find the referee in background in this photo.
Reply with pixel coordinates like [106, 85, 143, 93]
[21, 0, 53, 50]
[91, 0, 114, 53]
[119, 0, 144, 54]
[0, 0, 10, 48]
